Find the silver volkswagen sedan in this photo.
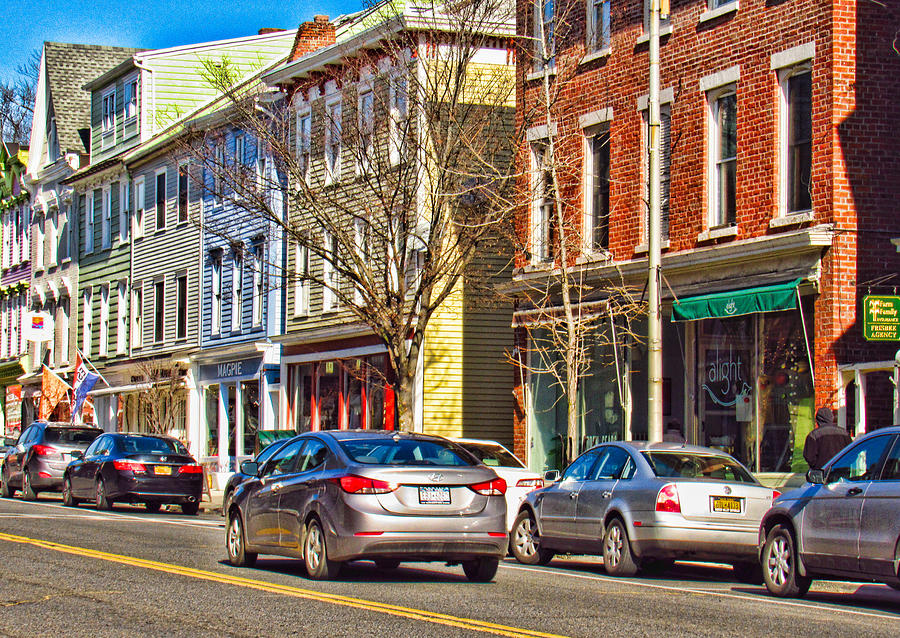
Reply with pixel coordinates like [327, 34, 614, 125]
[759, 426, 900, 597]
[225, 430, 508, 581]
[511, 441, 779, 581]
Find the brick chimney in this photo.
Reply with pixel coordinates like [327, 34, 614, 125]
[289, 15, 336, 61]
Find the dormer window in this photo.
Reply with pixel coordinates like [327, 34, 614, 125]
[102, 89, 116, 145]
[124, 78, 138, 121]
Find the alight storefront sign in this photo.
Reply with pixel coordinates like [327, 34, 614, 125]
[199, 357, 263, 383]
[863, 296, 900, 341]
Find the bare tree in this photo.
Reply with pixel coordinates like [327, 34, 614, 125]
[133, 360, 188, 437]
[0, 49, 39, 144]
[177, 0, 518, 431]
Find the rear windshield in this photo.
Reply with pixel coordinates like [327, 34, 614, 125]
[44, 428, 101, 445]
[460, 442, 524, 468]
[119, 436, 188, 455]
[641, 451, 756, 484]
[339, 438, 476, 466]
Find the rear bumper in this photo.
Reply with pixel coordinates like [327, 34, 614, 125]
[108, 475, 203, 503]
[330, 532, 508, 562]
[29, 458, 67, 490]
[630, 522, 759, 561]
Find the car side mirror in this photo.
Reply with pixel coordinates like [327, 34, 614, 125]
[806, 469, 825, 484]
[70, 450, 83, 460]
[240, 460, 259, 476]
[543, 470, 560, 483]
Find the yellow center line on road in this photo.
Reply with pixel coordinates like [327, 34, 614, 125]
[0, 531, 567, 638]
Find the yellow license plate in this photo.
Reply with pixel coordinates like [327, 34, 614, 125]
[154, 466, 172, 476]
[711, 496, 742, 513]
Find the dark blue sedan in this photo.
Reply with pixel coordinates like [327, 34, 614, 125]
[63, 433, 204, 515]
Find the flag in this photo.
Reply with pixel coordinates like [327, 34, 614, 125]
[71, 352, 101, 422]
[39, 365, 71, 420]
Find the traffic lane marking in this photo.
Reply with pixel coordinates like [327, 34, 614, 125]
[0, 498, 224, 529]
[0, 531, 567, 638]
[500, 562, 900, 621]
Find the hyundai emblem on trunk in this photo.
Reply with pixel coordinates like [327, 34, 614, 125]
[428, 473, 444, 482]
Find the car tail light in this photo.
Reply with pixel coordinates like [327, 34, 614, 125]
[331, 475, 397, 494]
[515, 478, 544, 490]
[487, 532, 507, 537]
[655, 484, 681, 513]
[469, 477, 507, 496]
[113, 460, 146, 473]
[178, 464, 203, 474]
[32, 444, 58, 456]
[772, 490, 781, 500]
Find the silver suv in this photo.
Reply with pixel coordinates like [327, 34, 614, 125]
[759, 426, 900, 597]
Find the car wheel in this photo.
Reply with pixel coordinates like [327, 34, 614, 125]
[762, 524, 811, 598]
[510, 510, 554, 565]
[303, 518, 342, 580]
[145, 502, 161, 513]
[181, 502, 199, 516]
[62, 477, 79, 507]
[374, 559, 401, 570]
[462, 557, 500, 582]
[95, 479, 113, 511]
[226, 511, 257, 567]
[732, 561, 764, 585]
[602, 518, 638, 577]
[22, 469, 39, 501]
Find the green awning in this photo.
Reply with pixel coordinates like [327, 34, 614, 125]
[671, 278, 803, 322]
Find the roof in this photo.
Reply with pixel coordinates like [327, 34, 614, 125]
[43, 42, 144, 155]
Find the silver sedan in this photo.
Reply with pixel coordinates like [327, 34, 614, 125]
[225, 430, 508, 581]
[511, 441, 779, 582]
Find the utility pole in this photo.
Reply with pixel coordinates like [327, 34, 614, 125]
[647, 0, 665, 442]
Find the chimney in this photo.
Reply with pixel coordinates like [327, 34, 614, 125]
[258, 28, 286, 35]
[289, 15, 336, 61]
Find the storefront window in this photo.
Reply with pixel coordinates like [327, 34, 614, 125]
[318, 361, 340, 429]
[292, 363, 314, 432]
[347, 359, 364, 429]
[241, 380, 259, 455]
[528, 328, 568, 473]
[227, 384, 237, 458]
[205, 384, 219, 457]
[578, 323, 626, 447]
[366, 355, 387, 430]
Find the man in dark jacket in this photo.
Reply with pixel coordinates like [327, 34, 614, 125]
[803, 407, 852, 470]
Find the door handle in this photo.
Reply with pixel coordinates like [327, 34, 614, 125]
[569, 492, 577, 499]
[846, 487, 863, 496]
[602, 491, 612, 498]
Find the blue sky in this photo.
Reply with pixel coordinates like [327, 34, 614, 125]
[0, 0, 365, 81]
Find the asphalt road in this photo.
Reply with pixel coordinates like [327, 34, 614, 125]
[0, 494, 898, 638]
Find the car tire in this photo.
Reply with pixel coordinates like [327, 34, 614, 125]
[374, 559, 401, 570]
[762, 524, 811, 598]
[462, 557, 500, 582]
[226, 511, 257, 567]
[602, 518, 638, 577]
[95, 479, 113, 511]
[303, 518, 342, 580]
[145, 502, 161, 513]
[181, 502, 199, 516]
[510, 510, 555, 565]
[22, 469, 39, 501]
[1, 470, 14, 498]
[62, 477, 79, 507]
[732, 561, 764, 585]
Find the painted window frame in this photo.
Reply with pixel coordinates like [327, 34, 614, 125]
[296, 108, 312, 184]
[99, 283, 110, 358]
[640, 102, 672, 243]
[707, 84, 737, 228]
[251, 241, 264, 328]
[534, 0, 556, 71]
[357, 83, 375, 174]
[213, 143, 225, 205]
[123, 74, 139, 123]
[101, 185, 112, 250]
[389, 73, 409, 165]
[134, 177, 145, 239]
[231, 250, 243, 333]
[35, 213, 45, 271]
[47, 209, 58, 267]
[211, 250, 223, 336]
[131, 283, 143, 349]
[119, 181, 130, 242]
[234, 134, 246, 167]
[153, 279, 165, 344]
[293, 242, 309, 317]
[530, 142, 553, 264]
[155, 169, 167, 231]
[176, 273, 188, 340]
[58, 205, 70, 263]
[116, 280, 127, 355]
[101, 88, 116, 146]
[324, 97, 342, 184]
[178, 163, 189, 224]
[586, 0, 611, 54]
[82, 287, 93, 356]
[583, 123, 611, 253]
[322, 230, 338, 312]
[85, 191, 96, 254]
[59, 296, 70, 365]
[778, 64, 813, 217]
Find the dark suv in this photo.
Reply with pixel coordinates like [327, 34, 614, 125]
[1, 422, 102, 500]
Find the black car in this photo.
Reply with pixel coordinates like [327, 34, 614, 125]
[221, 438, 292, 508]
[63, 433, 204, 515]
[1, 422, 102, 500]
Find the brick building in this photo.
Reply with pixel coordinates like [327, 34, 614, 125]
[510, 0, 900, 477]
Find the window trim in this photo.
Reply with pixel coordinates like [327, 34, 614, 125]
[322, 230, 338, 312]
[586, 0, 611, 55]
[131, 283, 143, 350]
[388, 73, 409, 165]
[211, 250, 223, 336]
[153, 279, 165, 344]
[324, 97, 343, 184]
[116, 279, 128, 355]
[85, 191, 96, 254]
[175, 272, 188, 341]
[293, 242, 310, 317]
[178, 162, 189, 224]
[251, 241, 264, 327]
[99, 283, 110, 358]
[155, 169, 167, 231]
[777, 63, 813, 218]
[583, 123, 611, 255]
[123, 74, 139, 124]
[530, 142, 553, 265]
[133, 176, 145, 239]
[357, 84, 375, 175]
[706, 84, 738, 230]
[82, 287, 93, 357]
[296, 108, 312, 185]
[534, 0, 556, 71]
[231, 250, 243, 333]
[101, 87, 116, 145]
[101, 185, 112, 250]
[119, 180, 130, 243]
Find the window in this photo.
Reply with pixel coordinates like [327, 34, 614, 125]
[101, 90, 115, 138]
[99, 284, 109, 357]
[178, 163, 189, 223]
[781, 69, 812, 214]
[35, 214, 44, 270]
[213, 143, 225, 205]
[59, 297, 70, 364]
[643, 0, 672, 34]
[234, 134, 245, 167]
[1, 212, 8, 269]
[586, 127, 610, 251]
[85, 191, 96, 253]
[231, 252, 243, 332]
[101, 186, 112, 249]
[82, 288, 92, 356]
[531, 143, 553, 263]
[562, 451, 599, 482]
[322, 231, 338, 311]
[47, 209, 58, 266]
[153, 280, 165, 343]
[325, 99, 342, 182]
[1, 300, 7, 359]
[587, 0, 611, 53]
[134, 177, 145, 238]
[131, 285, 143, 349]
[116, 281, 127, 354]
[119, 181, 130, 242]
[155, 170, 166, 230]
[358, 89, 374, 173]
[251, 242, 264, 327]
[211, 251, 222, 335]
[296, 111, 311, 182]
[826, 435, 893, 483]
[294, 242, 309, 316]
[176, 274, 187, 340]
[710, 0, 736, 8]
[256, 156, 269, 206]
[709, 88, 737, 227]
[534, 0, 555, 70]
[389, 75, 408, 164]
[354, 218, 369, 304]
[643, 106, 671, 241]
[124, 78, 138, 120]
[58, 205, 70, 261]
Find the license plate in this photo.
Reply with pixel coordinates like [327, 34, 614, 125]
[711, 496, 743, 513]
[418, 486, 451, 505]
[154, 466, 172, 476]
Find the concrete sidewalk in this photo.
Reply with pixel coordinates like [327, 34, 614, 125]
[200, 489, 225, 515]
